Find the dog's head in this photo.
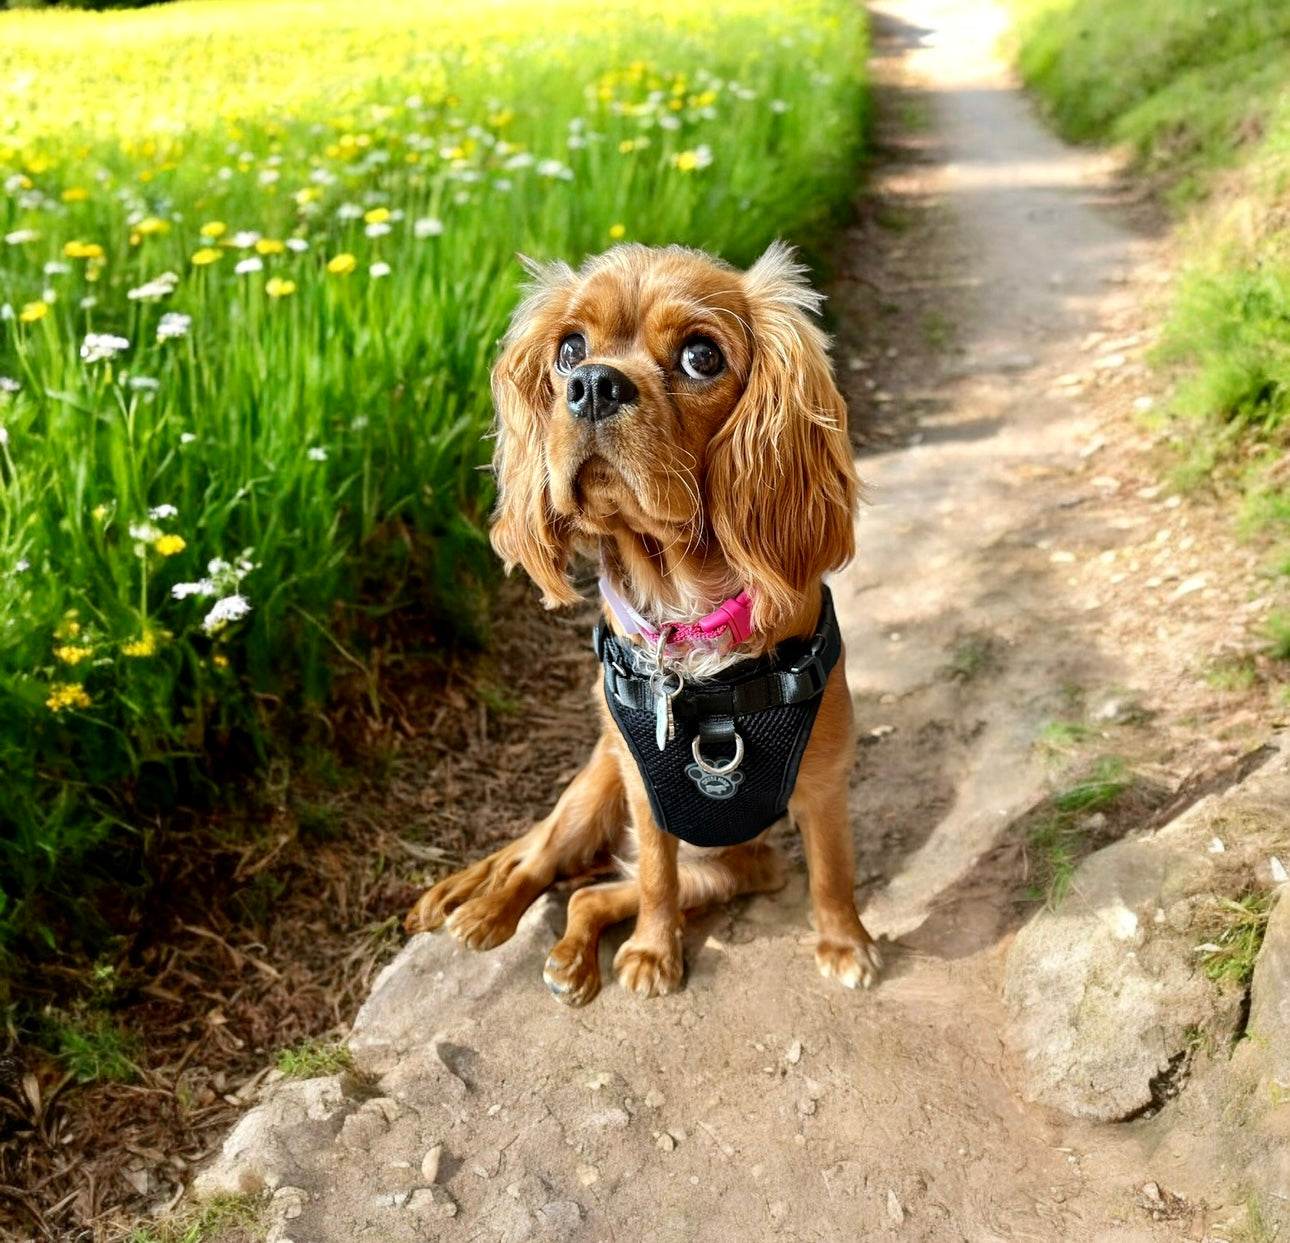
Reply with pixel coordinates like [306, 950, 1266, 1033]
[489, 241, 858, 637]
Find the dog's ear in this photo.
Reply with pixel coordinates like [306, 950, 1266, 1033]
[489, 257, 583, 608]
[706, 241, 860, 633]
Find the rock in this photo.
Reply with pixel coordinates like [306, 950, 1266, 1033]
[407, 1186, 458, 1220]
[420, 1144, 444, 1185]
[1004, 735, 1290, 1120]
[191, 1076, 354, 1198]
[1238, 885, 1290, 1101]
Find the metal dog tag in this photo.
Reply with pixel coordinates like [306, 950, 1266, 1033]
[650, 670, 682, 751]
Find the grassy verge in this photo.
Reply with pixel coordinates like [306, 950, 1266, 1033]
[0, 0, 870, 961]
[1008, 0, 1290, 596]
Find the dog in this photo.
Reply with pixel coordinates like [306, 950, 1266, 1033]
[405, 241, 881, 1004]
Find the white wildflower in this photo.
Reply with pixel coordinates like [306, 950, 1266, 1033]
[4, 228, 40, 245]
[234, 256, 264, 275]
[156, 312, 192, 341]
[129, 376, 161, 392]
[492, 178, 513, 193]
[770, 99, 791, 113]
[180, 432, 197, 444]
[172, 578, 216, 599]
[15, 558, 29, 573]
[369, 261, 391, 278]
[43, 261, 72, 276]
[414, 217, 444, 238]
[41, 288, 56, 304]
[503, 152, 535, 171]
[127, 271, 180, 301]
[364, 221, 391, 238]
[0, 426, 8, 445]
[307, 446, 328, 461]
[0, 376, 19, 393]
[657, 114, 681, 131]
[0, 304, 13, 321]
[336, 203, 364, 221]
[229, 231, 261, 249]
[202, 593, 252, 634]
[258, 169, 280, 185]
[286, 237, 310, 253]
[81, 333, 130, 364]
[149, 503, 178, 519]
[79, 296, 98, 310]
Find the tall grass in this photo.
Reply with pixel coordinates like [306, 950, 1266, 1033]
[1008, 0, 1290, 566]
[0, 0, 870, 955]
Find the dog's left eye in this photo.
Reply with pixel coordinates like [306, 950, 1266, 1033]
[556, 334, 587, 374]
[679, 337, 724, 380]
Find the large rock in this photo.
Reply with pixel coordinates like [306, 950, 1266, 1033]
[1004, 734, 1290, 1120]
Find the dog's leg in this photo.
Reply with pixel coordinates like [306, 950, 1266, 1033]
[405, 732, 625, 949]
[545, 840, 785, 1005]
[792, 663, 883, 989]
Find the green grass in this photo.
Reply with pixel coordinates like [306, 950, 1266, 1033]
[123, 1196, 262, 1243]
[0, 0, 870, 960]
[275, 1038, 353, 1079]
[1197, 892, 1276, 987]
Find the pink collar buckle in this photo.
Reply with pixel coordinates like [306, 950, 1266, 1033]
[599, 574, 756, 654]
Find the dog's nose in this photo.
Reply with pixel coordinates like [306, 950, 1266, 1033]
[566, 364, 637, 423]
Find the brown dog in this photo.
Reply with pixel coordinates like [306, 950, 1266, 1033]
[405, 242, 880, 1004]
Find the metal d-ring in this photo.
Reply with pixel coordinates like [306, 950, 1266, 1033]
[691, 732, 744, 776]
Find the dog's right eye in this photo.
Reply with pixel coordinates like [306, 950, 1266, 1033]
[556, 334, 587, 374]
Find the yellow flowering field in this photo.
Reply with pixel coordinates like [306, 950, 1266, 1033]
[0, 0, 868, 949]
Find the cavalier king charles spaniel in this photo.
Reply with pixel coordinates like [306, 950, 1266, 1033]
[406, 241, 880, 1003]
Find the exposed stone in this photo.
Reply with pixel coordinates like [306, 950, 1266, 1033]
[1004, 735, 1290, 1120]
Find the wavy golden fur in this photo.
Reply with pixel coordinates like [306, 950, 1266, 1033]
[407, 242, 880, 1003]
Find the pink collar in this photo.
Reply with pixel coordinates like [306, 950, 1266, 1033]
[598, 574, 756, 653]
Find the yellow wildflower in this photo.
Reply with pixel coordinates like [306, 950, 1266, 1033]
[609, 223, 626, 240]
[19, 301, 48, 324]
[212, 653, 230, 669]
[61, 187, 90, 203]
[54, 645, 92, 665]
[92, 504, 110, 522]
[64, 240, 105, 260]
[327, 253, 357, 275]
[46, 683, 92, 713]
[191, 248, 222, 266]
[136, 217, 170, 236]
[200, 221, 227, 238]
[122, 634, 157, 658]
[255, 238, 286, 255]
[154, 533, 186, 556]
[363, 207, 390, 225]
[490, 109, 514, 128]
[265, 277, 297, 298]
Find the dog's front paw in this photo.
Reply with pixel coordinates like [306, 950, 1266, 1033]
[816, 937, 883, 989]
[614, 935, 684, 998]
[543, 938, 602, 1007]
[442, 893, 523, 951]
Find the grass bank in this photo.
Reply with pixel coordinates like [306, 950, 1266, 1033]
[0, 0, 870, 962]
[1009, 0, 1290, 627]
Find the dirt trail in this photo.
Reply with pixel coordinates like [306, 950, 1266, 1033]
[198, 3, 1282, 1239]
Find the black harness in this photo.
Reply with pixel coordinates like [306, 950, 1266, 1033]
[593, 588, 842, 848]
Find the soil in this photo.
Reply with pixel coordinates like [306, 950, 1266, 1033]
[4, 0, 1288, 1240]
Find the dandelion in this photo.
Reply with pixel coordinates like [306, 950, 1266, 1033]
[19, 301, 48, 323]
[255, 238, 286, 255]
[81, 333, 130, 364]
[327, 253, 357, 275]
[234, 256, 264, 275]
[265, 277, 297, 298]
[202, 593, 252, 634]
[200, 221, 227, 238]
[46, 683, 92, 713]
[60, 187, 90, 203]
[63, 240, 105, 260]
[413, 217, 444, 238]
[673, 145, 714, 171]
[134, 216, 170, 236]
[122, 634, 158, 658]
[307, 446, 328, 461]
[363, 207, 391, 225]
[190, 247, 222, 266]
[609, 223, 626, 240]
[54, 644, 92, 665]
[369, 262, 391, 279]
[154, 534, 186, 557]
[157, 312, 192, 341]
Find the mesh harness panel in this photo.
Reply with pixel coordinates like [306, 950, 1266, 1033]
[594, 588, 842, 848]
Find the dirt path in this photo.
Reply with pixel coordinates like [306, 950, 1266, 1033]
[195, 4, 1283, 1240]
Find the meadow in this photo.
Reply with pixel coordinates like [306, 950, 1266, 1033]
[1008, 0, 1290, 620]
[0, 0, 870, 957]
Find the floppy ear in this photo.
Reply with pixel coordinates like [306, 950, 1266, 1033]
[706, 241, 860, 633]
[488, 257, 583, 608]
